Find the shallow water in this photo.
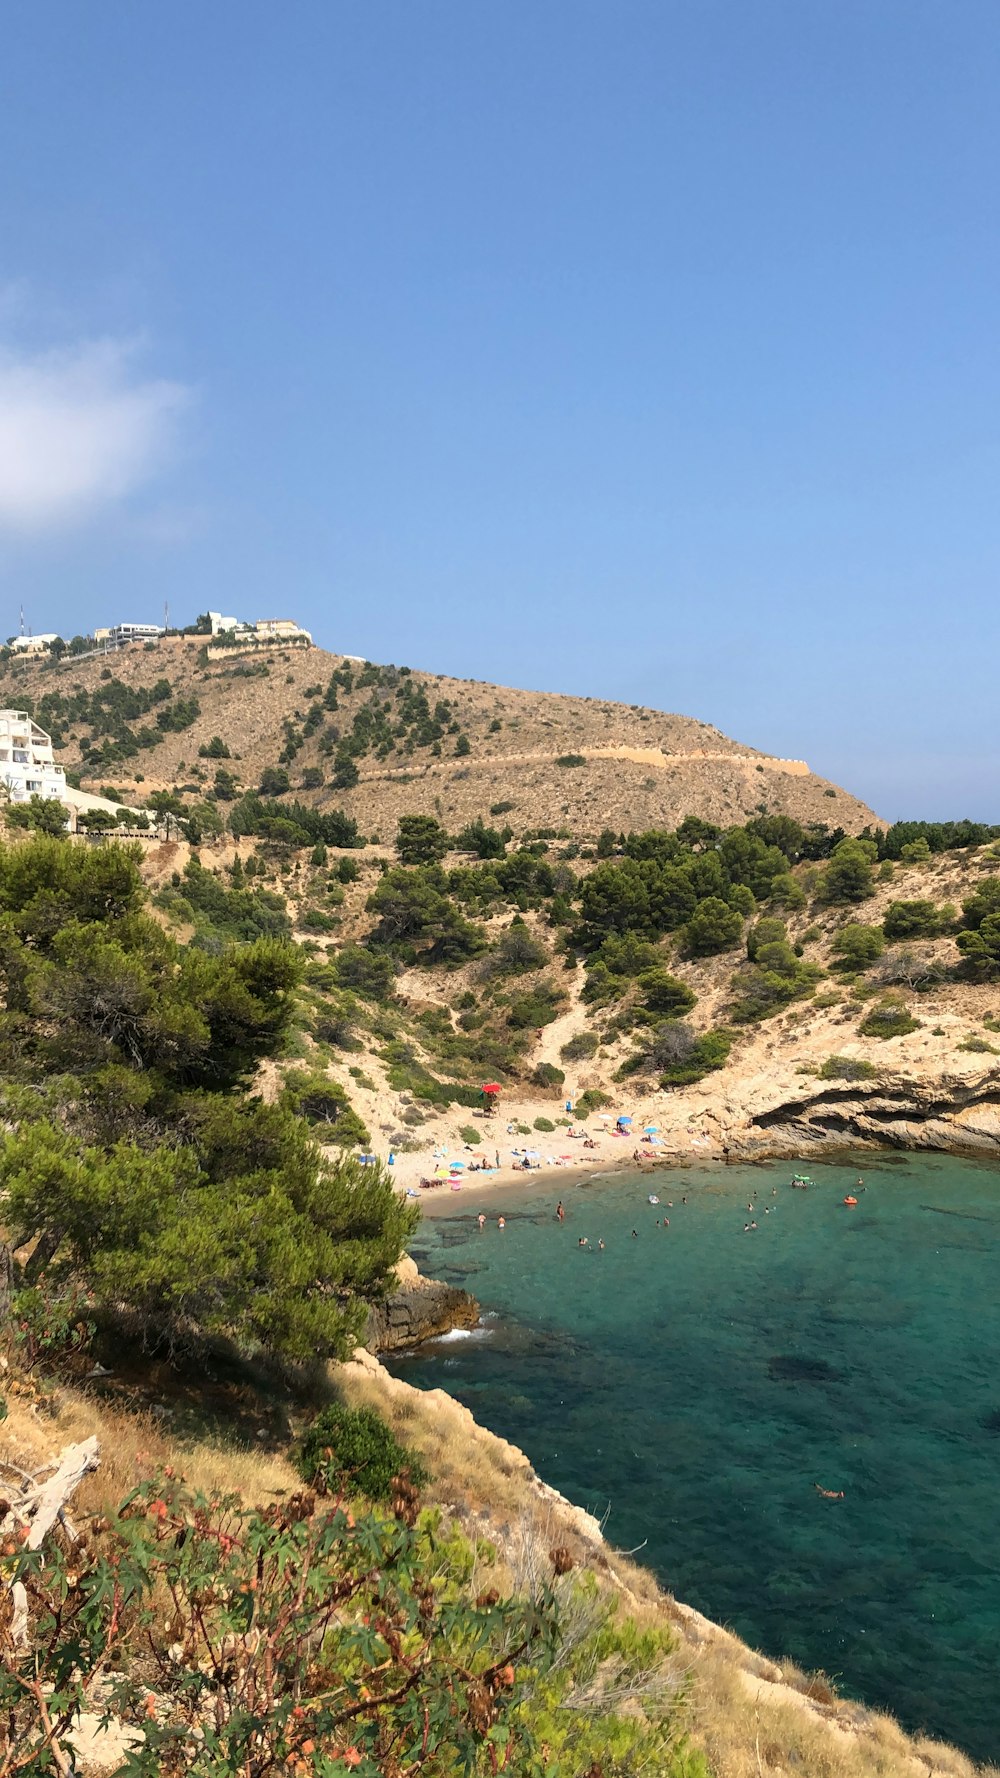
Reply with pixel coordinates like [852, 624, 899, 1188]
[389, 1155, 1000, 1760]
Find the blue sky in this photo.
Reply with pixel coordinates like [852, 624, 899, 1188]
[0, 2, 997, 819]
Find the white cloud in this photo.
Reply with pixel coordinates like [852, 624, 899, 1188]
[0, 338, 191, 531]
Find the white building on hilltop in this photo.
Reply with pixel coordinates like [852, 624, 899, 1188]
[9, 634, 60, 656]
[0, 712, 68, 803]
[254, 618, 312, 643]
[92, 622, 163, 647]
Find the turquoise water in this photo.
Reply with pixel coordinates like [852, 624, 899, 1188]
[391, 1156, 1000, 1761]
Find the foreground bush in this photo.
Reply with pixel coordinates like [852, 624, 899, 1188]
[0, 1476, 547, 1775]
[299, 1401, 426, 1500]
[0, 1469, 706, 1775]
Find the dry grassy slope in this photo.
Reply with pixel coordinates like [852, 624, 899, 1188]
[1, 637, 880, 837]
[2, 1375, 989, 1778]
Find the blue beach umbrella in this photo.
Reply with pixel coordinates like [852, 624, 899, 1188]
[643, 1124, 658, 1133]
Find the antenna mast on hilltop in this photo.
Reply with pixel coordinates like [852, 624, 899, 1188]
[164, 599, 170, 632]
[18, 604, 24, 638]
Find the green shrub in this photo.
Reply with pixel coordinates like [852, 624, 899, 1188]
[957, 1035, 999, 1053]
[259, 765, 291, 797]
[900, 837, 932, 862]
[299, 906, 338, 932]
[858, 1001, 921, 1040]
[507, 982, 564, 1029]
[820, 839, 876, 903]
[533, 1116, 556, 1132]
[658, 1027, 732, 1086]
[560, 1029, 599, 1062]
[298, 1402, 426, 1500]
[575, 1087, 611, 1115]
[459, 1124, 482, 1145]
[831, 922, 885, 970]
[638, 967, 697, 1018]
[817, 1055, 877, 1081]
[555, 753, 586, 767]
[769, 871, 806, 910]
[682, 897, 743, 957]
[396, 814, 449, 865]
[533, 1062, 565, 1089]
[882, 900, 942, 941]
[482, 925, 549, 977]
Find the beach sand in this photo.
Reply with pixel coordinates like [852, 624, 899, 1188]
[334, 1085, 725, 1210]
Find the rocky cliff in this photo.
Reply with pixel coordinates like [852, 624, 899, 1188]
[364, 1255, 480, 1353]
[724, 1065, 1000, 1161]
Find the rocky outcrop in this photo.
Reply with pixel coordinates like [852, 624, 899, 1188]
[723, 1065, 1000, 1160]
[364, 1255, 480, 1353]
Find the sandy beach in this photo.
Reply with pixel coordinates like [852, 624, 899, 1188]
[349, 1086, 726, 1210]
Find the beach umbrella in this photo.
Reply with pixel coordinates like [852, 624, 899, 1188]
[482, 1083, 501, 1093]
[617, 1115, 633, 1125]
[525, 1149, 541, 1159]
[449, 1161, 466, 1171]
[644, 1124, 658, 1133]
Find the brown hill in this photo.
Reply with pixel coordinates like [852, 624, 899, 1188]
[0, 636, 880, 836]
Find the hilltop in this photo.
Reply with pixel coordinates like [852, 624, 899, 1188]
[0, 634, 879, 837]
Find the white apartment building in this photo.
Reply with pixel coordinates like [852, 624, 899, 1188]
[0, 712, 68, 804]
[9, 634, 59, 656]
[255, 618, 312, 642]
[112, 622, 163, 644]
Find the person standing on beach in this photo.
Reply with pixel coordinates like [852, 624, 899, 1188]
[495, 1150, 500, 1169]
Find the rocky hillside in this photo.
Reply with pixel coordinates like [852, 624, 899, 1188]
[133, 818, 1000, 1190]
[0, 635, 879, 836]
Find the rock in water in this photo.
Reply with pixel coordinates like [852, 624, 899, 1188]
[364, 1271, 479, 1352]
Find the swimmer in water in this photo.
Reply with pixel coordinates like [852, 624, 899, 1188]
[682, 1195, 688, 1204]
[750, 1220, 757, 1229]
[578, 1236, 589, 1247]
[631, 1229, 638, 1238]
[814, 1484, 845, 1499]
[598, 1238, 605, 1250]
[497, 1216, 506, 1230]
[556, 1200, 565, 1222]
[477, 1213, 486, 1230]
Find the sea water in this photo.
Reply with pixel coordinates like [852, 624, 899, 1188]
[390, 1155, 1000, 1760]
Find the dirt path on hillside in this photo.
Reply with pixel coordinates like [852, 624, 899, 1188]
[355, 746, 810, 786]
[535, 978, 589, 1077]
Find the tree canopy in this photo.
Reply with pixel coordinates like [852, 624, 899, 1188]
[0, 838, 412, 1361]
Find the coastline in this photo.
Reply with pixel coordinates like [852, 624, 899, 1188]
[359, 1055, 1000, 1220]
[382, 1149, 1000, 1769]
[340, 1339, 995, 1777]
